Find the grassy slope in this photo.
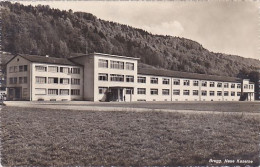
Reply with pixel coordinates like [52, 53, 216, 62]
[1, 106, 260, 166]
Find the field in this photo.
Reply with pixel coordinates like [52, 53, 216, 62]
[1, 102, 260, 166]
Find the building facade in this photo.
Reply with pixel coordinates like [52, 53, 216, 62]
[6, 53, 255, 102]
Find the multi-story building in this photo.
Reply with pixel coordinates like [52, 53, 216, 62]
[6, 53, 255, 102]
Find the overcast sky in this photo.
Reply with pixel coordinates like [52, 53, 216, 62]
[20, 1, 259, 60]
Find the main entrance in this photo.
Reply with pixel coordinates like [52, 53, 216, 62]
[8, 87, 22, 100]
[106, 87, 134, 102]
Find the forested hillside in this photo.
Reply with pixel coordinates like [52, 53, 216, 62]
[1, 1, 259, 77]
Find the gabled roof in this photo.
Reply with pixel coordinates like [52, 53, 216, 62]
[138, 67, 242, 83]
[7, 54, 78, 66]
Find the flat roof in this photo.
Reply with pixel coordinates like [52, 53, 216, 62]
[69, 52, 140, 60]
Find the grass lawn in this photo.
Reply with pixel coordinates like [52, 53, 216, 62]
[1, 106, 260, 166]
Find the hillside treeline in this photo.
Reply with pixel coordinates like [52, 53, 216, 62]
[1, 1, 259, 77]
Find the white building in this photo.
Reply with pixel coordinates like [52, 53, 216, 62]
[6, 53, 255, 102]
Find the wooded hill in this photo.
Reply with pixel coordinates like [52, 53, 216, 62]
[1, 1, 259, 77]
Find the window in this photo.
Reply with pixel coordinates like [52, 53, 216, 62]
[193, 80, 199, 86]
[19, 77, 23, 84]
[231, 91, 235, 96]
[23, 77, 27, 84]
[126, 62, 134, 70]
[162, 78, 169, 85]
[202, 81, 207, 87]
[14, 78, 17, 84]
[210, 82, 215, 87]
[224, 91, 229, 96]
[24, 65, 28, 71]
[210, 91, 215, 96]
[48, 77, 58, 84]
[237, 84, 241, 89]
[110, 74, 124, 82]
[183, 90, 190, 95]
[48, 89, 58, 95]
[138, 77, 146, 83]
[98, 73, 108, 81]
[71, 68, 80, 74]
[162, 89, 169, 95]
[9, 66, 14, 73]
[126, 88, 134, 94]
[23, 88, 28, 97]
[173, 79, 180, 85]
[60, 67, 69, 73]
[193, 90, 199, 96]
[19, 65, 23, 72]
[244, 84, 248, 89]
[173, 89, 180, 95]
[48, 66, 58, 72]
[36, 77, 46, 84]
[237, 92, 241, 96]
[250, 85, 254, 89]
[137, 88, 146, 95]
[99, 87, 107, 94]
[224, 83, 229, 88]
[110, 61, 124, 69]
[71, 78, 80, 85]
[217, 82, 222, 88]
[231, 84, 235, 88]
[126, 75, 134, 82]
[71, 89, 80, 95]
[60, 89, 69, 95]
[14, 66, 18, 72]
[150, 77, 158, 84]
[35, 66, 47, 72]
[35, 88, 46, 95]
[217, 91, 222, 96]
[9, 78, 13, 84]
[98, 59, 108, 68]
[202, 90, 207, 96]
[150, 89, 158, 95]
[60, 78, 70, 84]
[183, 80, 190, 86]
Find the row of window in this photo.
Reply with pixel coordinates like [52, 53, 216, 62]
[9, 77, 28, 84]
[9, 65, 28, 73]
[35, 88, 80, 95]
[98, 73, 134, 82]
[98, 59, 134, 70]
[138, 76, 243, 88]
[35, 77, 80, 85]
[35, 65, 80, 74]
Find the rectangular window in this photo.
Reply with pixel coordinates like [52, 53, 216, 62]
[35, 66, 47, 72]
[36, 77, 46, 84]
[224, 83, 229, 88]
[237, 92, 241, 96]
[237, 84, 241, 89]
[23, 77, 27, 84]
[98, 87, 107, 94]
[98, 59, 108, 68]
[9, 66, 14, 73]
[9, 78, 13, 84]
[19, 77, 23, 84]
[60, 89, 69, 95]
[244, 84, 248, 89]
[217, 91, 222, 96]
[48, 66, 58, 72]
[48, 89, 58, 95]
[71, 89, 80, 95]
[110, 61, 124, 69]
[35, 88, 46, 95]
[126, 62, 134, 70]
[183, 80, 190, 86]
[202, 90, 207, 96]
[98, 73, 108, 81]
[48, 77, 58, 84]
[71, 68, 80, 74]
[14, 77, 17, 84]
[150, 89, 158, 95]
[162, 78, 169, 85]
[60, 67, 69, 73]
[150, 77, 158, 84]
[173, 89, 180, 95]
[14, 66, 18, 72]
[217, 82, 222, 88]
[19, 65, 23, 72]
[71, 78, 80, 85]
[224, 91, 229, 96]
[126, 75, 134, 82]
[231, 84, 235, 88]
[193, 90, 199, 96]
[162, 89, 169, 95]
[110, 74, 124, 82]
[24, 65, 28, 71]
[60, 78, 70, 84]
[193, 80, 199, 86]
[183, 90, 190, 95]
[137, 88, 146, 95]
[231, 91, 235, 96]
[137, 76, 146, 83]
[202, 81, 207, 87]
[126, 88, 134, 94]
[210, 91, 215, 96]
[23, 88, 28, 97]
[210, 82, 215, 87]
[173, 79, 180, 85]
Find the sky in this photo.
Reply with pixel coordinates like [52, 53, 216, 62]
[19, 1, 259, 60]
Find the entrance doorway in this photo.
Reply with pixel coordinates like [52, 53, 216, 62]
[109, 88, 123, 102]
[8, 87, 21, 100]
